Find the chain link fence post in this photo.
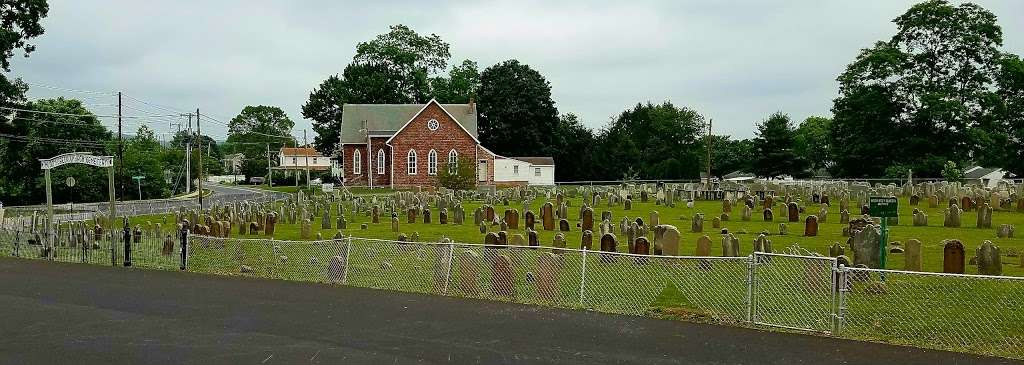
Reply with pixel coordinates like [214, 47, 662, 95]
[746, 253, 756, 323]
[834, 264, 848, 335]
[578, 248, 588, 307]
[441, 242, 454, 295]
[122, 218, 132, 267]
[179, 224, 189, 271]
[341, 237, 352, 285]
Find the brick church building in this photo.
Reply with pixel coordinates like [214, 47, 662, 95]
[337, 99, 555, 188]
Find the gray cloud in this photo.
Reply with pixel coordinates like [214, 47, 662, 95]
[9, 0, 1024, 141]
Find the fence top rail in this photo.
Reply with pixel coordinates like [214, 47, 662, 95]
[189, 234, 752, 261]
[843, 265, 1024, 281]
[754, 251, 837, 261]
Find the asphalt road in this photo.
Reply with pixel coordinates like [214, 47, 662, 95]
[0, 258, 1017, 365]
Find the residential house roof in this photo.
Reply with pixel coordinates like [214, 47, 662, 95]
[963, 166, 1003, 179]
[509, 157, 555, 166]
[280, 147, 322, 157]
[339, 103, 478, 144]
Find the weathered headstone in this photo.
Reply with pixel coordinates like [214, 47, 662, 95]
[904, 239, 922, 271]
[804, 215, 819, 237]
[976, 240, 1002, 276]
[942, 239, 965, 274]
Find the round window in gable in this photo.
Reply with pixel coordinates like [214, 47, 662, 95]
[427, 118, 439, 131]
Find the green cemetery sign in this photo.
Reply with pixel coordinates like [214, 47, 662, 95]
[868, 197, 898, 218]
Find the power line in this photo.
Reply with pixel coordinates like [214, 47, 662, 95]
[0, 106, 177, 119]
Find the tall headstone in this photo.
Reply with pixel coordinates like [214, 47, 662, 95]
[942, 239, 965, 274]
[976, 240, 1002, 276]
[904, 239, 922, 271]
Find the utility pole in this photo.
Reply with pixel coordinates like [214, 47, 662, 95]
[267, 143, 273, 188]
[184, 113, 192, 194]
[705, 118, 713, 189]
[303, 129, 310, 188]
[117, 92, 124, 201]
[196, 108, 203, 209]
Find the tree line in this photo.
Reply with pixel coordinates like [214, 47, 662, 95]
[303, 0, 1024, 181]
[3, 0, 1024, 206]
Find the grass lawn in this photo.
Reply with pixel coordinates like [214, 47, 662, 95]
[23, 191, 1024, 359]
[124, 194, 1024, 276]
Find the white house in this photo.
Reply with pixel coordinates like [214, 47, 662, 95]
[493, 156, 555, 186]
[963, 166, 1013, 188]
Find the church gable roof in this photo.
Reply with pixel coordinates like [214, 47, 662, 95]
[340, 102, 478, 144]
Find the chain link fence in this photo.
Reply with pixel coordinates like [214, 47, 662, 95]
[1, 230, 1021, 360]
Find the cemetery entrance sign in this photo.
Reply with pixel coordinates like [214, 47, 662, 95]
[39, 152, 116, 254]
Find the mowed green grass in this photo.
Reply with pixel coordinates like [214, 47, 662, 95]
[128, 194, 1024, 276]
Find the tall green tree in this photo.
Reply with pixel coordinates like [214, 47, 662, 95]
[431, 59, 480, 104]
[702, 136, 755, 177]
[477, 60, 560, 158]
[0, 0, 48, 107]
[752, 112, 804, 178]
[122, 125, 169, 200]
[0, 98, 113, 205]
[831, 0, 1016, 177]
[594, 102, 704, 180]
[793, 116, 832, 173]
[550, 113, 597, 181]
[995, 53, 1024, 175]
[224, 105, 295, 180]
[303, 25, 472, 155]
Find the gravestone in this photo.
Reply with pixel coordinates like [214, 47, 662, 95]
[851, 224, 881, 268]
[997, 224, 1015, 238]
[692, 214, 704, 233]
[423, 208, 431, 224]
[599, 233, 617, 255]
[804, 215, 819, 237]
[976, 203, 992, 229]
[654, 225, 680, 256]
[265, 212, 277, 236]
[829, 242, 844, 257]
[536, 253, 562, 301]
[408, 208, 418, 224]
[753, 234, 772, 253]
[491, 254, 515, 298]
[944, 205, 962, 228]
[721, 233, 740, 257]
[904, 239, 922, 271]
[763, 208, 773, 222]
[779, 223, 787, 235]
[524, 211, 536, 230]
[741, 205, 752, 221]
[632, 236, 650, 255]
[541, 202, 555, 231]
[787, 202, 799, 222]
[549, 231, 563, 252]
[695, 235, 712, 256]
[581, 230, 593, 250]
[976, 240, 1002, 276]
[321, 212, 331, 230]
[300, 219, 312, 239]
[456, 250, 481, 296]
[581, 208, 594, 232]
[391, 217, 400, 233]
[711, 216, 721, 229]
[942, 239, 965, 274]
[161, 235, 174, 255]
[913, 209, 928, 226]
[439, 208, 448, 225]
[558, 219, 570, 232]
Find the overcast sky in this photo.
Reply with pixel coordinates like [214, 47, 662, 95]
[9, 0, 1024, 142]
